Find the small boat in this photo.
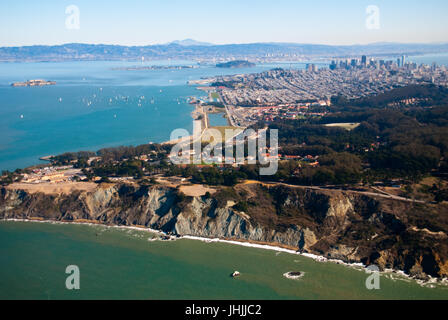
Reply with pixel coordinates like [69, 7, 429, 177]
[231, 271, 240, 278]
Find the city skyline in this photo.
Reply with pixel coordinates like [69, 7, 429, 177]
[1, 0, 448, 47]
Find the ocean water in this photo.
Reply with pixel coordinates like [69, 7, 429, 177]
[0, 221, 447, 300]
[0, 60, 308, 172]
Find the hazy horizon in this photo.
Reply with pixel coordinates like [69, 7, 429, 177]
[1, 0, 448, 47]
[2, 39, 448, 49]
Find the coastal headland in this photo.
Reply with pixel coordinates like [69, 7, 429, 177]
[2, 180, 448, 283]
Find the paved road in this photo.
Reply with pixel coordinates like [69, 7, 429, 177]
[243, 180, 427, 204]
[225, 105, 237, 127]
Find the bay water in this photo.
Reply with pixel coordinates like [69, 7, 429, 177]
[0, 60, 308, 171]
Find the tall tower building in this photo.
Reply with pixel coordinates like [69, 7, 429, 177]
[329, 60, 337, 70]
[361, 55, 367, 67]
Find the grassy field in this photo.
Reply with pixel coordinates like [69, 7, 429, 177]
[202, 126, 243, 143]
[210, 92, 220, 102]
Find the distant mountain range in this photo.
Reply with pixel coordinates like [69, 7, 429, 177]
[1, 41, 448, 62]
[168, 39, 213, 46]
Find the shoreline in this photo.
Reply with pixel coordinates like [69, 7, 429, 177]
[1, 217, 447, 288]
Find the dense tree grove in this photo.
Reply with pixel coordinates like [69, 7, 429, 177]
[261, 84, 448, 185]
[51, 151, 96, 166]
[330, 84, 448, 109]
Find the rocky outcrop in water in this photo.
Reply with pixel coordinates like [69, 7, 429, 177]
[1, 183, 448, 279]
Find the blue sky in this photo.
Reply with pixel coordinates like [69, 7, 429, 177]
[0, 0, 447, 46]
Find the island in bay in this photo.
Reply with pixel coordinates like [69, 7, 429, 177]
[11, 79, 56, 87]
[216, 60, 256, 68]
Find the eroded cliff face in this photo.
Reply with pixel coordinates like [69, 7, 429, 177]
[1, 183, 447, 279]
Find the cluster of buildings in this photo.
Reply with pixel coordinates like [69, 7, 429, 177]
[21, 166, 86, 184]
[278, 154, 320, 167]
[329, 55, 411, 70]
[227, 103, 327, 126]
[210, 58, 448, 110]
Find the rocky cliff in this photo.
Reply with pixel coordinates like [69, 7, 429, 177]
[1, 183, 448, 279]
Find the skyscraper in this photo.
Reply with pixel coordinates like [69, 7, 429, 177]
[329, 60, 337, 70]
[361, 55, 367, 68]
[401, 55, 406, 67]
[306, 64, 316, 72]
